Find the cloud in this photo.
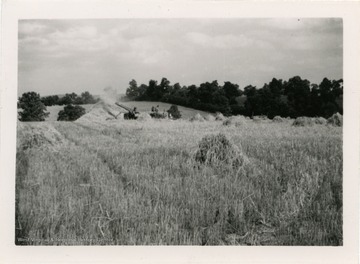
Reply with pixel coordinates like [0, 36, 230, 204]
[51, 26, 98, 39]
[186, 32, 254, 49]
[126, 36, 172, 64]
[19, 21, 49, 35]
[19, 36, 50, 47]
[261, 18, 306, 30]
[19, 23, 129, 64]
[260, 18, 329, 31]
[47, 26, 112, 53]
[283, 34, 316, 50]
[18, 19, 343, 96]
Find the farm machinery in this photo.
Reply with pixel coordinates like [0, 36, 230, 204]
[114, 102, 176, 120]
[149, 105, 167, 119]
[115, 102, 139, 120]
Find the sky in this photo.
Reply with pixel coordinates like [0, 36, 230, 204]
[18, 18, 343, 96]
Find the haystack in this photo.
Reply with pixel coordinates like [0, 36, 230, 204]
[222, 119, 232, 126]
[253, 115, 269, 122]
[190, 113, 205, 122]
[117, 113, 125, 120]
[327, 113, 343, 127]
[17, 123, 68, 151]
[272, 116, 284, 122]
[231, 115, 247, 127]
[76, 100, 123, 124]
[314, 117, 327, 125]
[204, 114, 215, 121]
[292, 117, 314, 127]
[215, 112, 226, 121]
[137, 113, 152, 121]
[222, 116, 247, 127]
[195, 133, 247, 167]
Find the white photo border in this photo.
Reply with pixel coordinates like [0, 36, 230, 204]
[0, 1, 359, 264]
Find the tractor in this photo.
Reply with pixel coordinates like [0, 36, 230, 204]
[115, 102, 139, 120]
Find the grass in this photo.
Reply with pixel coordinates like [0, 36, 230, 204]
[15, 118, 342, 245]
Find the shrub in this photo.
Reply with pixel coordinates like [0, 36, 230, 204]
[292, 117, 314, 127]
[327, 113, 343, 127]
[18, 92, 49, 121]
[167, 105, 182, 119]
[57, 104, 86, 121]
[195, 133, 247, 167]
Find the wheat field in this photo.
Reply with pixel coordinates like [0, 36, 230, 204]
[15, 118, 342, 245]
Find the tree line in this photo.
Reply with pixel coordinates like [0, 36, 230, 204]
[18, 91, 96, 121]
[125, 76, 343, 118]
[41, 91, 99, 106]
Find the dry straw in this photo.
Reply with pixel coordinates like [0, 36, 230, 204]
[230, 115, 247, 127]
[253, 115, 269, 123]
[292, 117, 315, 127]
[195, 133, 248, 168]
[222, 119, 232, 126]
[314, 117, 327, 125]
[215, 112, 226, 121]
[76, 100, 123, 124]
[190, 113, 205, 122]
[222, 116, 247, 127]
[327, 113, 343, 127]
[204, 114, 216, 121]
[272, 116, 284, 122]
[137, 113, 152, 121]
[17, 123, 68, 151]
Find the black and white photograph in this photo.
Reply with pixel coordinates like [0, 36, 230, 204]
[1, 1, 359, 263]
[15, 17, 344, 246]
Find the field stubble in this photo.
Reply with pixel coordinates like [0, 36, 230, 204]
[15, 118, 342, 245]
